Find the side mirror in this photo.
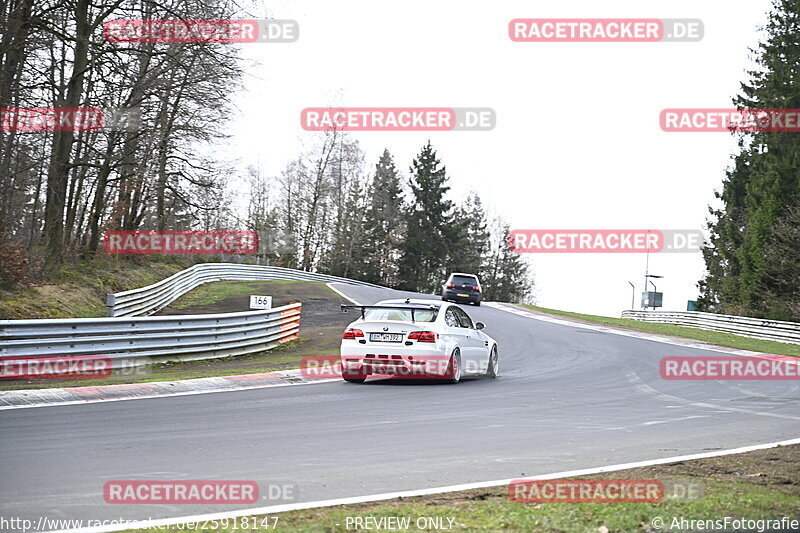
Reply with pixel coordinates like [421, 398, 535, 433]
[475, 322, 485, 330]
[440, 280, 446, 285]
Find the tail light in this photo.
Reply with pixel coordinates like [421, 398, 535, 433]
[473, 285, 480, 291]
[342, 328, 364, 340]
[408, 331, 438, 343]
[447, 283, 455, 288]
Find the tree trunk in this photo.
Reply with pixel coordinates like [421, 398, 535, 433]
[44, 0, 90, 266]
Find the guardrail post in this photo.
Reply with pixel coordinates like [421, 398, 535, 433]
[106, 293, 116, 317]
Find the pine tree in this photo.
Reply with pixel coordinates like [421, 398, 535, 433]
[447, 193, 490, 275]
[699, 0, 800, 320]
[398, 141, 453, 292]
[361, 149, 405, 286]
[760, 206, 800, 318]
[698, 147, 751, 314]
[482, 221, 534, 303]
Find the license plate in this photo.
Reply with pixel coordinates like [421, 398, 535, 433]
[457, 293, 469, 297]
[369, 333, 403, 342]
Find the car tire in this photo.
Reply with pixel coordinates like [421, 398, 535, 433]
[444, 349, 462, 384]
[441, 296, 447, 301]
[474, 301, 481, 307]
[485, 345, 498, 378]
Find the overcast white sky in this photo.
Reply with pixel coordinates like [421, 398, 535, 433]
[220, 0, 772, 317]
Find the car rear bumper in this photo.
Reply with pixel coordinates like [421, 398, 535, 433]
[443, 290, 481, 302]
[340, 352, 452, 377]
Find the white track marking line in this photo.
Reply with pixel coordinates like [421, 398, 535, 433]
[326, 283, 362, 305]
[51, 436, 800, 533]
[625, 370, 800, 422]
[639, 415, 710, 426]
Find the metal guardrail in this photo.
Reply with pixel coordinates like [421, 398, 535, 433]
[107, 262, 382, 317]
[0, 303, 301, 368]
[620, 310, 800, 345]
[0, 263, 382, 371]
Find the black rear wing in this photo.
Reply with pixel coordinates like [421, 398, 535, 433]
[340, 304, 438, 322]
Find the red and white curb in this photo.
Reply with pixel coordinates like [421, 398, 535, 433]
[484, 302, 800, 365]
[0, 370, 338, 411]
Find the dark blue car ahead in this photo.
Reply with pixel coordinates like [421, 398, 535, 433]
[441, 273, 482, 306]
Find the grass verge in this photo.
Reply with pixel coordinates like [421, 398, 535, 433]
[520, 304, 800, 357]
[0, 255, 192, 319]
[167, 280, 300, 310]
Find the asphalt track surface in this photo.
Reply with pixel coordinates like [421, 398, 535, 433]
[2, 283, 799, 528]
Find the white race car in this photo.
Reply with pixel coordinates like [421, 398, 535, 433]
[339, 299, 498, 384]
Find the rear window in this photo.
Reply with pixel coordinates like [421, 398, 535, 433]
[451, 275, 478, 285]
[363, 307, 438, 322]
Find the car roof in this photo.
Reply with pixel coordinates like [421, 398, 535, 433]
[449, 272, 479, 278]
